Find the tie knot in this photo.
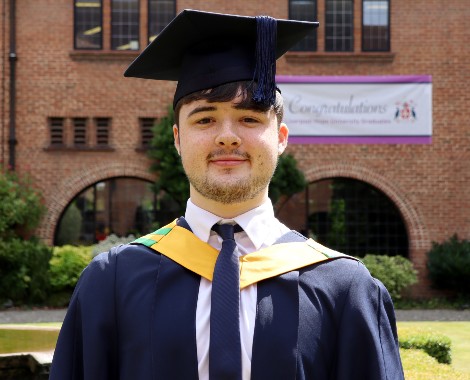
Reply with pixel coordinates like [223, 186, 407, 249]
[212, 223, 242, 241]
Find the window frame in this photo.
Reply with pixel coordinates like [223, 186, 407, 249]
[288, 0, 318, 52]
[95, 117, 111, 147]
[49, 117, 65, 147]
[139, 117, 155, 149]
[73, 0, 104, 50]
[324, 0, 354, 52]
[110, 0, 141, 51]
[361, 0, 391, 52]
[73, 117, 88, 147]
[147, 0, 176, 44]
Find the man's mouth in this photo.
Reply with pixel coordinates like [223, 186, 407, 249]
[209, 156, 248, 167]
[207, 150, 250, 167]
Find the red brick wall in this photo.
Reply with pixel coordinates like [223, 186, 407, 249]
[1, 0, 469, 297]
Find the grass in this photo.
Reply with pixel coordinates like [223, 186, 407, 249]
[398, 321, 470, 375]
[0, 325, 59, 354]
[401, 349, 470, 380]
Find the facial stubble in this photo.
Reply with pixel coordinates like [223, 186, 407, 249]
[181, 150, 279, 205]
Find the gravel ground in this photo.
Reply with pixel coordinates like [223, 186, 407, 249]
[0, 308, 469, 324]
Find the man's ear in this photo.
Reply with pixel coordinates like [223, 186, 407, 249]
[173, 124, 181, 156]
[278, 123, 289, 155]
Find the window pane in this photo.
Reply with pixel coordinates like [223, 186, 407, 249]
[148, 0, 176, 43]
[308, 178, 408, 257]
[362, 0, 390, 51]
[74, 0, 102, 49]
[111, 0, 140, 50]
[55, 178, 182, 245]
[325, 0, 353, 52]
[289, 0, 317, 51]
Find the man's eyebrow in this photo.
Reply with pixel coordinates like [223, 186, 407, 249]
[187, 105, 217, 118]
[233, 104, 266, 114]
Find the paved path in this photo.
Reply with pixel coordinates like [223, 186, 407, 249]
[1, 308, 469, 324]
[395, 309, 470, 321]
[0, 309, 67, 324]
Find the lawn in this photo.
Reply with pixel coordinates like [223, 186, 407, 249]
[0, 324, 60, 354]
[0, 321, 469, 379]
[398, 321, 470, 376]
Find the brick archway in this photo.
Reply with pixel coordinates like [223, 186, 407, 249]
[38, 162, 155, 245]
[304, 163, 432, 296]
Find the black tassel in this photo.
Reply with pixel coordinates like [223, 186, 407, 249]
[252, 16, 277, 106]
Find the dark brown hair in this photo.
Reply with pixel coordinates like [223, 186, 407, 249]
[174, 81, 284, 126]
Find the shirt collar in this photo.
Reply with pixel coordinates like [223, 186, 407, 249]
[184, 198, 277, 250]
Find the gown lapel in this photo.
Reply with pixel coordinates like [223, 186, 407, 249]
[151, 220, 200, 379]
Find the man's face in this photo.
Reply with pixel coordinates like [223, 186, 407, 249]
[173, 94, 288, 206]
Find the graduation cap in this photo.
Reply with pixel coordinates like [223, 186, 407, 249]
[124, 9, 318, 109]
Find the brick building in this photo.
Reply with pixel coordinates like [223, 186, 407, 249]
[1, 0, 469, 296]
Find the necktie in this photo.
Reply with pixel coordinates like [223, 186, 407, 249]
[209, 223, 243, 380]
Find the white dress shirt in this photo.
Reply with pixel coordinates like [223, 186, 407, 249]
[184, 198, 291, 380]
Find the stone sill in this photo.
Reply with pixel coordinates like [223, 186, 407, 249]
[70, 50, 395, 64]
[69, 50, 139, 61]
[285, 51, 396, 63]
[44, 146, 115, 152]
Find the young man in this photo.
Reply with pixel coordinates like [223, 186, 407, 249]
[50, 10, 404, 380]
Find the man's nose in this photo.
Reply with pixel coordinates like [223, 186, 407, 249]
[215, 122, 241, 147]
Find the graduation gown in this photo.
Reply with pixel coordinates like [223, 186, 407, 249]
[50, 229, 404, 380]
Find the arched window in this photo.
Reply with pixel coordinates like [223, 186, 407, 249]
[277, 177, 409, 257]
[54, 177, 179, 246]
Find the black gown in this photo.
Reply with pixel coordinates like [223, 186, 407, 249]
[50, 232, 404, 380]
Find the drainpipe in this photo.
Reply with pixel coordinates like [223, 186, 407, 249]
[8, 0, 16, 170]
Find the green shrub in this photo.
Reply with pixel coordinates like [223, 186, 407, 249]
[0, 238, 52, 305]
[0, 169, 45, 240]
[49, 245, 91, 292]
[361, 254, 417, 300]
[91, 234, 136, 257]
[427, 234, 470, 295]
[398, 326, 452, 364]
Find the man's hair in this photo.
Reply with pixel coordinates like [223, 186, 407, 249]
[174, 81, 284, 126]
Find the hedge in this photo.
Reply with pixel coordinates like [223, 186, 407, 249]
[0, 238, 52, 305]
[427, 234, 470, 295]
[398, 326, 452, 364]
[49, 245, 92, 292]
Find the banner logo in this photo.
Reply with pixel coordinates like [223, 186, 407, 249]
[394, 100, 417, 122]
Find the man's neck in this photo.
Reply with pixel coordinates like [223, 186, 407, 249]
[189, 188, 269, 219]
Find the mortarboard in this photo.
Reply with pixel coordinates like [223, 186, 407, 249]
[124, 9, 318, 109]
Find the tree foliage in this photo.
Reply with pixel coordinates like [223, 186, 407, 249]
[148, 106, 307, 214]
[147, 106, 189, 215]
[0, 168, 45, 240]
[269, 153, 307, 212]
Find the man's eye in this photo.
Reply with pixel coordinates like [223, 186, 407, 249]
[242, 117, 259, 123]
[197, 118, 213, 124]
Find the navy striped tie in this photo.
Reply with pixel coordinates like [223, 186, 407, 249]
[209, 223, 243, 380]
